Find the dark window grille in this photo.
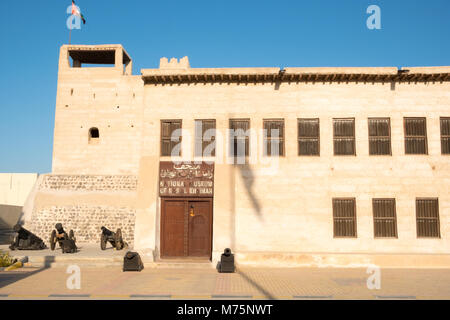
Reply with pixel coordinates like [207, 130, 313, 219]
[416, 198, 440, 238]
[195, 120, 216, 157]
[263, 119, 285, 156]
[161, 120, 182, 156]
[229, 119, 250, 157]
[298, 118, 320, 156]
[368, 118, 391, 155]
[333, 118, 356, 155]
[404, 117, 428, 154]
[372, 199, 397, 238]
[440, 117, 450, 155]
[333, 198, 357, 237]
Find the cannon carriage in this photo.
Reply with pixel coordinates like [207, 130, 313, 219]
[100, 226, 126, 250]
[9, 224, 46, 251]
[49, 223, 77, 253]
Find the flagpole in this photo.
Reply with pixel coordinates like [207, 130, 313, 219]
[69, 28, 72, 45]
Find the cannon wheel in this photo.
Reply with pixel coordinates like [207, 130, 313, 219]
[114, 228, 123, 250]
[50, 230, 57, 251]
[69, 230, 76, 242]
[100, 234, 107, 250]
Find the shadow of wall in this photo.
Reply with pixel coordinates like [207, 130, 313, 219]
[0, 205, 23, 245]
[0, 205, 22, 229]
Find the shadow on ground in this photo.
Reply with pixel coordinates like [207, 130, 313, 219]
[237, 268, 275, 299]
[0, 256, 54, 289]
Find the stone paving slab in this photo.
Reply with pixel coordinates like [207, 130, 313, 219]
[0, 266, 449, 299]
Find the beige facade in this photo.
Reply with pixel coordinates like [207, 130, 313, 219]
[28, 44, 450, 267]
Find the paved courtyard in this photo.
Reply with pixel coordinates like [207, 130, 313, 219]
[1, 266, 450, 300]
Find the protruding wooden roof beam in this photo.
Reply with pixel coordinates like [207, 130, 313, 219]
[141, 68, 449, 84]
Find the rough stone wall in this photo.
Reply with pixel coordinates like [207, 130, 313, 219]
[31, 205, 135, 246]
[40, 175, 138, 191]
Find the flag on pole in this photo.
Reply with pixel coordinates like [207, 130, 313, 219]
[72, 1, 86, 24]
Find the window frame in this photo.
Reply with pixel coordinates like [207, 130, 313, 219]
[263, 119, 285, 157]
[333, 118, 356, 156]
[403, 117, 428, 155]
[440, 117, 450, 155]
[332, 198, 357, 238]
[298, 118, 320, 156]
[195, 119, 216, 157]
[160, 119, 182, 157]
[368, 117, 392, 156]
[416, 198, 440, 238]
[372, 198, 398, 238]
[229, 118, 250, 158]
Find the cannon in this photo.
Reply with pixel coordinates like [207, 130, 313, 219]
[49, 223, 77, 253]
[100, 226, 126, 250]
[9, 224, 46, 251]
[123, 251, 144, 272]
[218, 248, 235, 273]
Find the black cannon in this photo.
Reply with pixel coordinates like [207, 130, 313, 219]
[50, 223, 77, 253]
[218, 248, 235, 273]
[100, 226, 126, 250]
[123, 251, 144, 272]
[9, 224, 46, 251]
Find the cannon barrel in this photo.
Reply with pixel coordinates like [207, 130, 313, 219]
[10, 224, 46, 250]
[101, 226, 113, 236]
[55, 223, 65, 234]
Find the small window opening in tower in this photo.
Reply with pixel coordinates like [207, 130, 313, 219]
[89, 127, 100, 144]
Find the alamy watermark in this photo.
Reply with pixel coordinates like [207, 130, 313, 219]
[366, 5, 381, 30]
[164, 126, 281, 176]
[66, 3, 85, 30]
[66, 265, 81, 289]
[366, 264, 381, 290]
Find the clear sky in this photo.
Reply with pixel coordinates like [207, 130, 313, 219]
[0, 0, 448, 173]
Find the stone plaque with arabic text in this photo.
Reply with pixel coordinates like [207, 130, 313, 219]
[159, 162, 214, 197]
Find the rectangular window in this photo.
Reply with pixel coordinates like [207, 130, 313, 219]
[263, 119, 285, 156]
[416, 198, 440, 238]
[441, 117, 450, 155]
[404, 117, 428, 154]
[161, 120, 182, 156]
[229, 119, 250, 157]
[368, 118, 392, 155]
[333, 118, 356, 155]
[298, 118, 320, 156]
[372, 199, 397, 238]
[333, 198, 357, 238]
[195, 120, 216, 157]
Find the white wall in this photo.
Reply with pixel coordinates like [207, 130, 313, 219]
[0, 173, 38, 206]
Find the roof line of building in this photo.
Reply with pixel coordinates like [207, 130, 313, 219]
[141, 66, 450, 84]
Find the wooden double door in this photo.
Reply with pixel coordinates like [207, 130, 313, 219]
[161, 198, 212, 259]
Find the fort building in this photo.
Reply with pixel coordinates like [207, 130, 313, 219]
[18, 44, 450, 267]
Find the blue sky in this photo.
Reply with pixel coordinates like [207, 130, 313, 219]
[0, 0, 449, 173]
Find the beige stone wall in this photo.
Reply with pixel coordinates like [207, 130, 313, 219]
[52, 45, 143, 175]
[49, 45, 450, 265]
[138, 80, 450, 259]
